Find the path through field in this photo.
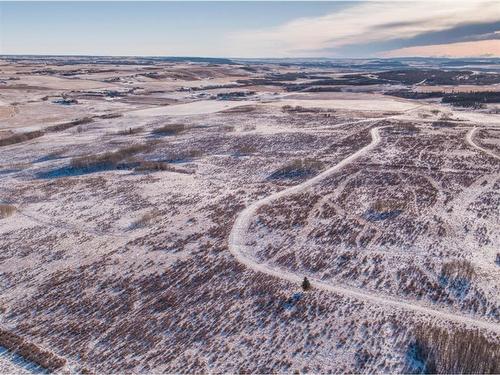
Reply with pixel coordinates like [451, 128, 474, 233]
[466, 127, 500, 161]
[228, 118, 500, 334]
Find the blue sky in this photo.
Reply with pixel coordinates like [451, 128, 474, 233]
[0, 1, 350, 56]
[1, 1, 499, 58]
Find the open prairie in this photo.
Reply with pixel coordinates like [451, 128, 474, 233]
[0, 56, 499, 373]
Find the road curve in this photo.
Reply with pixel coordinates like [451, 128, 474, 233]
[228, 124, 500, 334]
[466, 127, 500, 161]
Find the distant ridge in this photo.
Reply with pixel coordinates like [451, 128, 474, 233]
[0, 55, 236, 65]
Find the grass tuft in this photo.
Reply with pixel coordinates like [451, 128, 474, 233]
[0, 204, 16, 219]
[152, 124, 186, 136]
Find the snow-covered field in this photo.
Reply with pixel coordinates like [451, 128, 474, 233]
[0, 57, 499, 373]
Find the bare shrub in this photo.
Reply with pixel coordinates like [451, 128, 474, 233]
[70, 142, 155, 169]
[221, 105, 257, 113]
[408, 324, 500, 374]
[0, 204, 16, 218]
[242, 124, 257, 132]
[135, 161, 171, 171]
[0, 328, 66, 372]
[4, 162, 31, 171]
[440, 260, 475, 282]
[46, 117, 93, 132]
[117, 127, 144, 136]
[0, 130, 44, 147]
[96, 113, 123, 119]
[432, 121, 457, 128]
[131, 210, 159, 229]
[371, 199, 405, 212]
[135, 161, 193, 174]
[282, 105, 335, 114]
[165, 148, 203, 161]
[269, 158, 324, 179]
[234, 143, 257, 156]
[439, 260, 475, 297]
[220, 125, 235, 132]
[152, 124, 186, 136]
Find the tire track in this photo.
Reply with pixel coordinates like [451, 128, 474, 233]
[228, 122, 500, 334]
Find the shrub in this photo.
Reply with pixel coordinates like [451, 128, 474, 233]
[432, 121, 457, 128]
[0, 328, 67, 372]
[221, 105, 257, 114]
[440, 260, 475, 282]
[46, 117, 93, 132]
[152, 124, 186, 136]
[131, 211, 159, 229]
[439, 260, 475, 297]
[96, 113, 123, 119]
[407, 324, 500, 374]
[268, 158, 324, 180]
[221, 125, 235, 132]
[70, 143, 154, 169]
[0, 130, 44, 147]
[282, 105, 335, 113]
[0, 204, 16, 218]
[135, 161, 171, 171]
[234, 144, 257, 156]
[242, 124, 257, 132]
[135, 161, 193, 174]
[163, 148, 202, 162]
[117, 127, 144, 136]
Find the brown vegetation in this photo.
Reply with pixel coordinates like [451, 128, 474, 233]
[96, 113, 123, 119]
[152, 123, 186, 136]
[45, 117, 94, 132]
[282, 105, 335, 114]
[409, 324, 499, 373]
[131, 210, 159, 229]
[0, 118, 95, 148]
[0, 204, 16, 218]
[372, 199, 405, 212]
[220, 105, 257, 113]
[269, 158, 324, 179]
[70, 142, 155, 169]
[0, 130, 44, 147]
[117, 127, 144, 136]
[135, 161, 193, 174]
[440, 260, 475, 282]
[0, 328, 67, 372]
[220, 125, 235, 132]
[234, 143, 257, 156]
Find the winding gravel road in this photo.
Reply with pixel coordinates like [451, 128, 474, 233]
[228, 122, 500, 334]
[466, 127, 500, 161]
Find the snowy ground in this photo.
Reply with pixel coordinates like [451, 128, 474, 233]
[0, 57, 499, 373]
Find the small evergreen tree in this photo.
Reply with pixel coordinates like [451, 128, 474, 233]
[302, 277, 311, 291]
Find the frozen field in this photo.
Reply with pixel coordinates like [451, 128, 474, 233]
[0, 56, 499, 373]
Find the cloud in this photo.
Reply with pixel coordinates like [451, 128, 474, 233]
[461, 30, 500, 42]
[226, 1, 500, 57]
[380, 39, 500, 58]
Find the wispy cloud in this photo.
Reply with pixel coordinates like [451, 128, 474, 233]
[226, 1, 500, 57]
[460, 30, 500, 42]
[381, 39, 500, 58]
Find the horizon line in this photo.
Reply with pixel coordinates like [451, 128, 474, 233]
[2, 53, 499, 60]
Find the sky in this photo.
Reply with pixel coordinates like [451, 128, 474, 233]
[1, 1, 500, 58]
